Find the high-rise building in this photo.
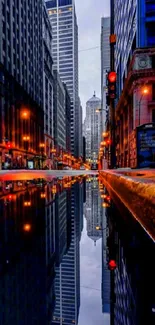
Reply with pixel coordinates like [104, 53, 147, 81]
[63, 83, 71, 153]
[78, 98, 83, 159]
[101, 17, 110, 132]
[85, 93, 101, 164]
[45, 0, 79, 157]
[0, 0, 44, 169]
[113, 0, 155, 167]
[53, 70, 66, 150]
[43, 3, 54, 168]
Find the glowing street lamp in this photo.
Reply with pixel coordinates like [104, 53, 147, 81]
[21, 110, 30, 119]
[23, 223, 32, 232]
[139, 86, 149, 125]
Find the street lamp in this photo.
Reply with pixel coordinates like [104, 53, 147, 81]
[21, 110, 30, 119]
[138, 86, 149, 125]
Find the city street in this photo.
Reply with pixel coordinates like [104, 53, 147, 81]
[0, 169, 98, 181]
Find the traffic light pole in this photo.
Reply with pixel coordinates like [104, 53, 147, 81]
[110, 0, 116, 169]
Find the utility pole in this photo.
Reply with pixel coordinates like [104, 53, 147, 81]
[110, 0, 116, 168]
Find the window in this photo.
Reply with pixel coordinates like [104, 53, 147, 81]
[59, 0, 72, 5]
[146, 23, 155, 46]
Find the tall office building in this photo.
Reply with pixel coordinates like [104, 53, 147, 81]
[85, 93, 101, 164]
[101, 17, 110, 132]
[78, 98, 83, 159]
[45, 0, 79, 157]
[53, 70, 66, 150]
[43, 3, 54, 167]
[0, 0, 44, 169]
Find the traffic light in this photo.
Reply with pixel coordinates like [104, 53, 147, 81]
[108, 71, 117, 99]
[108, 259, 117, 271]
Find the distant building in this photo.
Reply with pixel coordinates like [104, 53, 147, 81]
[43, 3, 54, 168]
[78, 98, 83, 159]
[63, 83, 71, 153]
[101, 17, 110, 132]
[45, 0, 80, 158]
[82, 136, 86, 163]
[53, 70, 66, 150]
[85, 93, 101, 164]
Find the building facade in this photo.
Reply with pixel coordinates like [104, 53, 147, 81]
[43, 3, 54, 168]
[101, 17, 110, 132]
[45, 0, 80, 158]
[0, 0, 44, 169]
[113, 0, 155, 167]
[85, 93, 101, 165]
[63, 83, 71, 154]
[53, 70, 66, 151]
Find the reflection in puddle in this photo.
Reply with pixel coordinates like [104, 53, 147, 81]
[0, 175, 154, 324]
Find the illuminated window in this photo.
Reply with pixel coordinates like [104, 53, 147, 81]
[69, 7, 72, 11]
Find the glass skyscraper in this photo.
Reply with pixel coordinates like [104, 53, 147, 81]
[45, 0, 79, 157]
[114, 0, 155, 98]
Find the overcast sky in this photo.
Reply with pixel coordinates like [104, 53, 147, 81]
[76, 0, 110, 119]
[78, 218, 110, 325]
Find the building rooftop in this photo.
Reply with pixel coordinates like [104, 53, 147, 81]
[87, 91, 101, 103]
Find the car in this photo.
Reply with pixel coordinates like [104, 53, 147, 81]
[80, 166, 85, 170]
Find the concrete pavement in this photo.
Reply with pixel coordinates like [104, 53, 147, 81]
[99, 169, 155, 242]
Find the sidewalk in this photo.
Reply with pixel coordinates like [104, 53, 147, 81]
[99, 169, 155, 242]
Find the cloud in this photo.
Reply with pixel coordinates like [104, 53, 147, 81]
[75, 0, 110, 119]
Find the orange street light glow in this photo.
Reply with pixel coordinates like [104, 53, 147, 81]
[143, 87, 149, 94]
[23, 224, 31, 232]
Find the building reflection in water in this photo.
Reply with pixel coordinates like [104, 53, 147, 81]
[0, 176, 155, 325]
[52, 180, 84, 325]
[99, 179, 155, 325]
[0, 182, 56, 324]
[85, 176, 102, 246]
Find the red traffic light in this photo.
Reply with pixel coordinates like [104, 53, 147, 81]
[108, 72, 117, 83]
[106, 139, 111, 145]
[108, 260, 117, 270]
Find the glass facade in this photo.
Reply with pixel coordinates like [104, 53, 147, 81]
[114, 0, 155, 97]
[45, 0, 79, 157]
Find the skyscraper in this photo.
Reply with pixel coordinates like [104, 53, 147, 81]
[45, 0, 79, 157]
[101, 17, 110, 132]
[0, 0, 44, 169]
[85, 93, 101, 165]
[43, 3, 54, 167]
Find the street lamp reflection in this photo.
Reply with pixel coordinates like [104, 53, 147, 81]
[23, 223, 31, 232]
[24, 201, 31, 207]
